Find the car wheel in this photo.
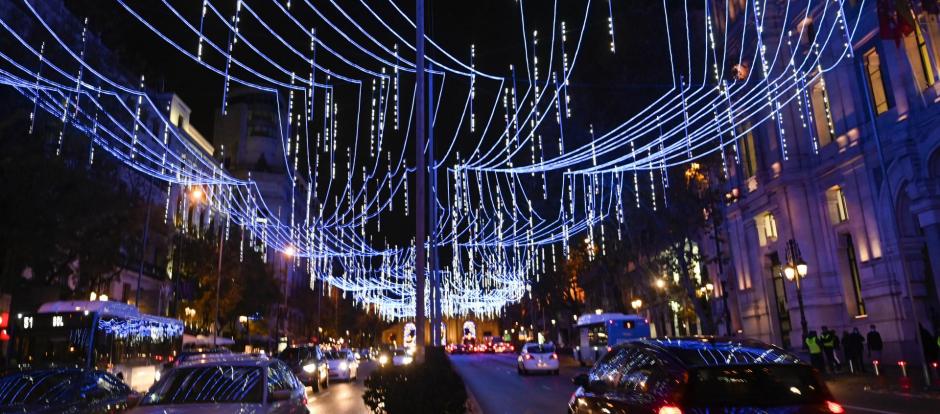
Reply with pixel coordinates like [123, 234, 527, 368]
[517, 365, 523, 375]
[312, 379, 320, 393]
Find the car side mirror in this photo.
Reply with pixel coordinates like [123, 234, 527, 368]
[572, 373, 590, 387]
[269, 389, 292, 403]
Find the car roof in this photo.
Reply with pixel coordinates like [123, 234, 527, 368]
[176, 353, 274, 369]
[624, 337, 805, 368]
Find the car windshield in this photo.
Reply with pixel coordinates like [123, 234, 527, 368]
[277, 348, 314, 363]
[142, 366, 264, 405]
[685, 365, 827, 406]
[324, 350, 347, 360]
[525, 344, 555, 354]
[0, 370, 83, 405]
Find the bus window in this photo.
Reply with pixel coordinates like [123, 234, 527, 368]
[94, 316, 183, 368]
[587, 324, 608, 347]
[11, 313, 93, 368]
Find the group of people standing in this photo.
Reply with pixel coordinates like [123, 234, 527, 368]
[804, 324, 883, 374]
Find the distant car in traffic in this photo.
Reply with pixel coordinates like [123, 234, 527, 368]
[391, 348, 414, 366]
[517, 342, 560, 375]
[276, 345, 330, 393]
[0, 368, 134, 414]
[127, 353, 308, 414]
[324, 349, 359, 381]
[568, 337, 844, 414]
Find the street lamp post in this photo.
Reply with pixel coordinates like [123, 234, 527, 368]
[784, 239, 809, 338]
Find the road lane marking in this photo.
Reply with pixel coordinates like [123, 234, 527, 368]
[841, 405, 903, 414]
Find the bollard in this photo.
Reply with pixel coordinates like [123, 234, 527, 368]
[872, 360, 880, 376]
[848, 360, 855, 374]
[931, 362, 940, 387]
[897, 361, 911, 391]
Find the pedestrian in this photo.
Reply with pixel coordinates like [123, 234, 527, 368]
[867, 324, 883, 364]
[820, 326, 838, 373]
[840, 330, 851, 370]
[845, 327, 865, 373]
[806, 330, 825, 373]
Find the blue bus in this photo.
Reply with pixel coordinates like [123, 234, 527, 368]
[574, 313, 651, 366]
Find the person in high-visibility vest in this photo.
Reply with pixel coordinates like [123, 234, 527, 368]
[820, 326, 838, 373]
[806, 330, 825, 372]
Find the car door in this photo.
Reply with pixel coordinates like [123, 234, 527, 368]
[267, 362, 306, 413]
[78, 371, 131, 413]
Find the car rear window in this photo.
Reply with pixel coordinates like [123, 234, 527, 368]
[685, 365, 827, 407]
[142, 366, 264, 405]
[525, 344, 555, 353]
[0, 370, 82, 405]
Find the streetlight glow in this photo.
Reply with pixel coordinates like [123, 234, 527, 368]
[189, 186, 204, 202]
[284, 245, 297, 257]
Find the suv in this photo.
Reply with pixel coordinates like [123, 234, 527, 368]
[276, 345, 329, 392]
[569, 337, 843, 414]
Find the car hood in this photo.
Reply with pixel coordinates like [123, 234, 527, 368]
[126, 403, 269, 414]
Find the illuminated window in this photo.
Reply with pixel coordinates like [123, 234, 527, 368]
[843, 234, 866, 316]
[902, 17, 936, 90]
[810, 81, 833, 147]
[863, 49, 890, 115]
[739, 125, 758, 178]
[756, 212, 778, 246]
[826, 186, 850, 224]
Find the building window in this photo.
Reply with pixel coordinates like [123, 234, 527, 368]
[863, 48, 890, 115]
[756, 211, 778, 246]
[902, 17, 936, 90]
[740, 125, 758, 178]
[810, 80, 834, 147]
[843, 234, 866, 316]
[826, 185, 850, 224]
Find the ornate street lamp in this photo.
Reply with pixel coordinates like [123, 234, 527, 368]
[784, 239, 809, 338]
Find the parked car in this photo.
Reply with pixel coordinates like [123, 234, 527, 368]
[276, 345, 329, 393]
[0, 368, 134, 413]
[569, 337, 844, 414]
[517, 342, 560, 375]
[324, 349, 359, 382]
[127, 353, 308, 414]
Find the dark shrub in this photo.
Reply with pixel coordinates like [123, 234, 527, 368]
[363, 347, 467, 414]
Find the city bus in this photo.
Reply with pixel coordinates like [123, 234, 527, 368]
[9, 300, 184, 392]
[574, 313, 651, 366]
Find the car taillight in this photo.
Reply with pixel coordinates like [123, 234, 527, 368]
[658, 405, 682, 414]
[826, 401, 844, 413]
[550, 353, 558, 359]
[524, 354, 533, 360]
[607, 346, 612, 352]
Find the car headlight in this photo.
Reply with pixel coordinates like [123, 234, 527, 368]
[154, 370, 161, 382]
[379, 355, 389, 365]
[339, 362, 349, 371]
[402, 356, 413, 365]
[302, 363, 317, 373]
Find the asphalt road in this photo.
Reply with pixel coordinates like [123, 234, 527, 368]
[304, 354, 940, 414]
[306, 360, 375, 414]
[450, 353, 588, 414]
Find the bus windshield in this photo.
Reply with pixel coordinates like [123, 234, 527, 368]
[10, 313, 94, 368]
[587, 324, 608, 347]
